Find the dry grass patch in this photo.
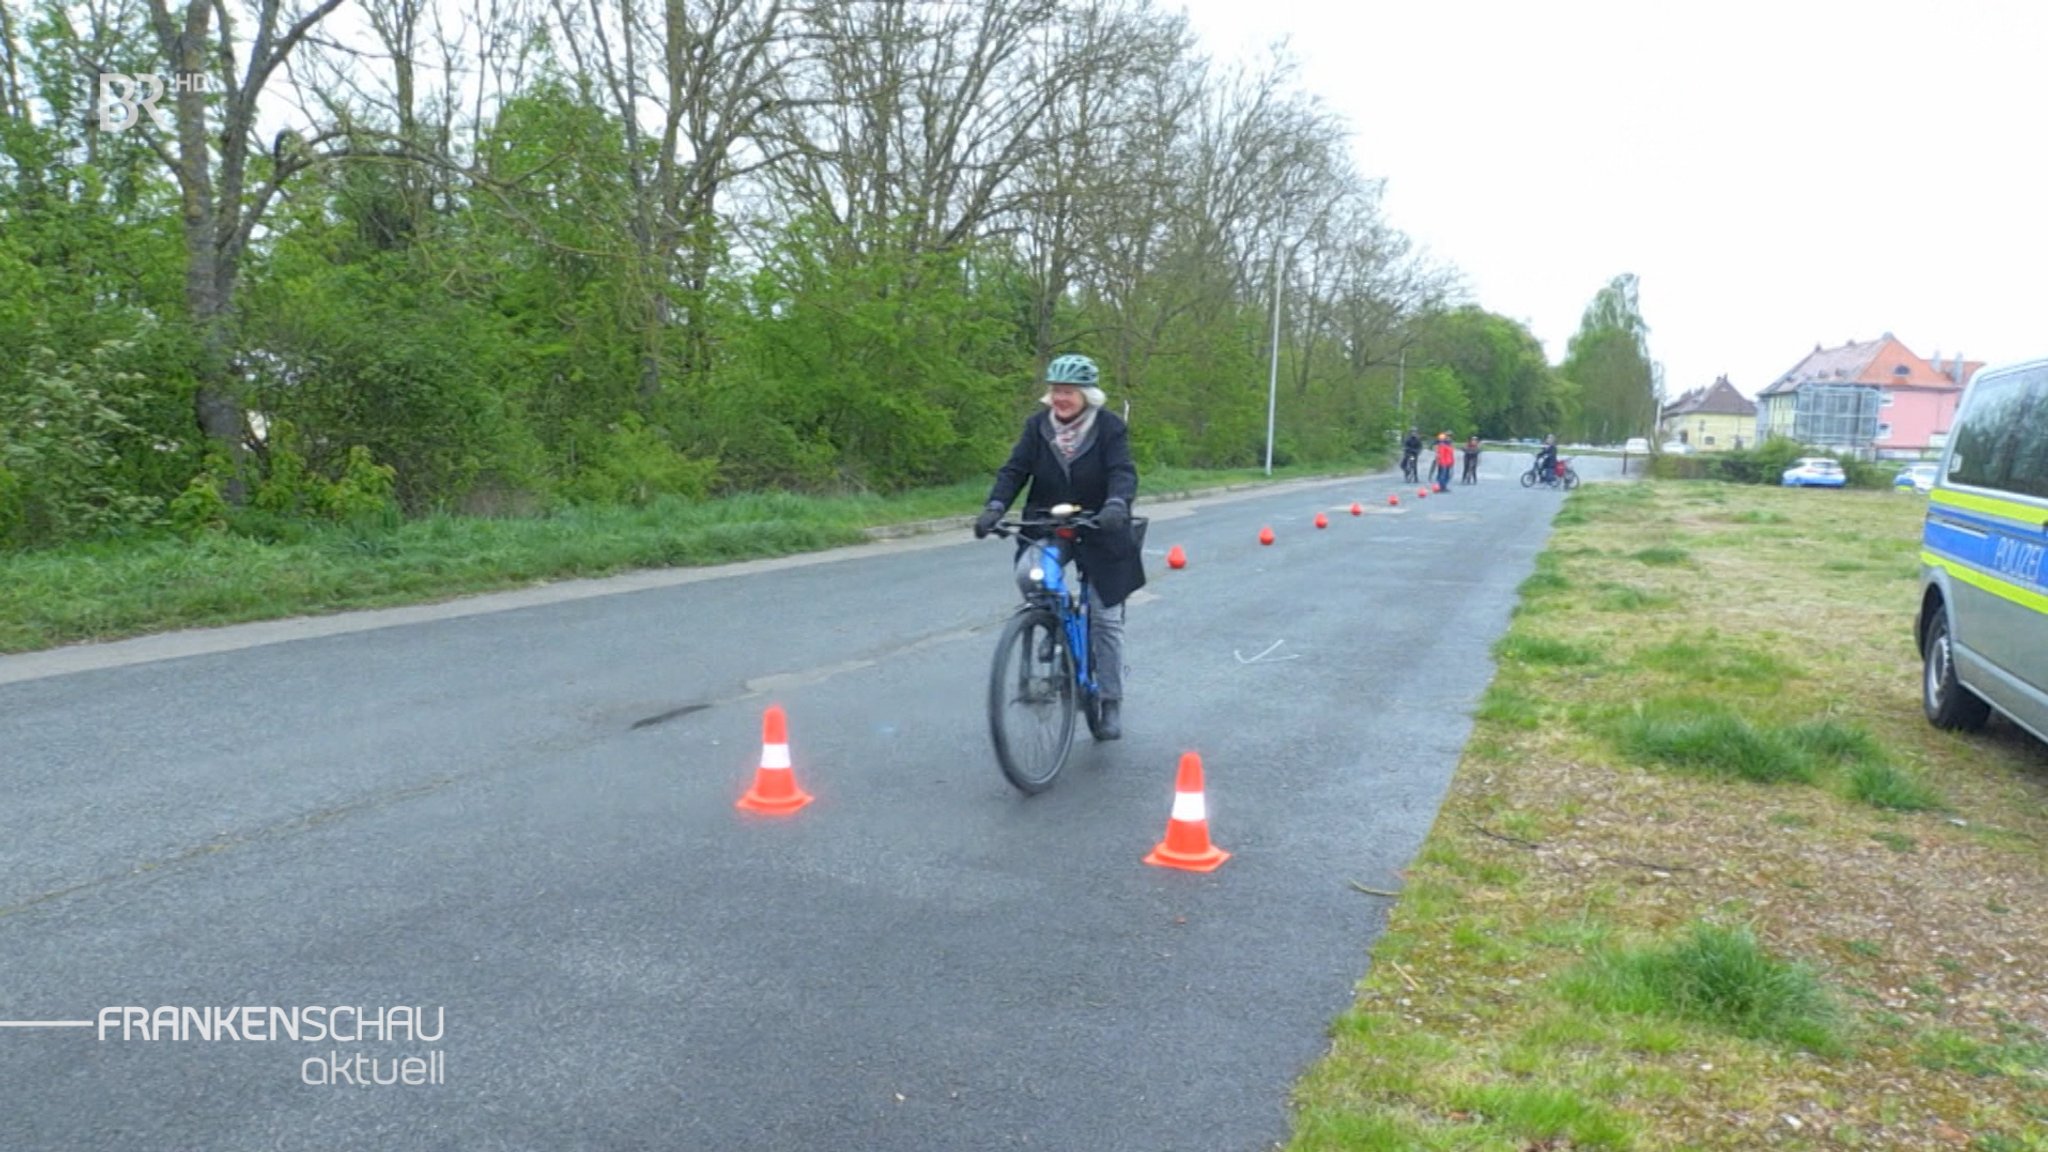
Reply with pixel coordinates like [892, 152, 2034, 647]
[1288, 480, 2048, 1151]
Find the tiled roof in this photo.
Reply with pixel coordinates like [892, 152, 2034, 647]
[1662, 375, 1756, 418]
[1760, 335, 1971, 396]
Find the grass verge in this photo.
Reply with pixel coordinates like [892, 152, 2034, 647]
[1288, 480, 2048, 1151]
[0, 461, 1366, 655]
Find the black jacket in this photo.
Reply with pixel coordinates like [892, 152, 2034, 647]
[985, 407, 1146, 608]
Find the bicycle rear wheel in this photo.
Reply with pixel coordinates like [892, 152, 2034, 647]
[1562, 468, 1580, 490]
[988, 606, 1077, 793]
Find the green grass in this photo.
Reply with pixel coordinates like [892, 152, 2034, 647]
[1594, 583, 1675, 613]
[1272, 480, 2048, 1148]
[1843, 761, 1946, 812]
[1558, 921, 1845, 1054]
[1634, 641, 1795, 688]
[1630, 545, 1690, 566]
[1913, 1022, 2048, 1078]
[1613, 701, 1817, 785]
[1517, 554, 1571, 598]
[1610, 701, 1930, 808]
[1476, 684, 1542, 730]
[1496, 634, 1602, 667]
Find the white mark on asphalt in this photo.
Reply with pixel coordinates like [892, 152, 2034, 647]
[1233, 639, 1301, 665]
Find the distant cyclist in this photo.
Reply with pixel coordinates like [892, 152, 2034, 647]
[1533, 434, 1559, 481]
[974, 354, 1145, 740]
[1401, 427, 1423, 483]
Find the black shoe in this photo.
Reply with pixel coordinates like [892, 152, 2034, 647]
[1092, 700, 1122, 741]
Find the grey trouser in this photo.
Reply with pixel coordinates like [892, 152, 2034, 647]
[1015, 547, 1125, 701]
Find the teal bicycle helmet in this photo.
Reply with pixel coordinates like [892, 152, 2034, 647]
[1043, 354, 1099, 386]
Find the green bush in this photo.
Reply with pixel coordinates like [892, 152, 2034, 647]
[0, 336, 167, 546]
[1647, 437, 1884, 487]
[167, 460, 232, 538]
[247, 420, 402, 529]
[564, 413, 720, 506]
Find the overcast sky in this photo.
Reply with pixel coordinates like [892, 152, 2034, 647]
[1166, 0, 2045, 397]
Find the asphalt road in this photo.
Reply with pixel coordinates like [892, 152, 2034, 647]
[0, 455, 1615, 1151]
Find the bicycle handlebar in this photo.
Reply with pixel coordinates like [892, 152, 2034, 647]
[985, 506, 1105, 539]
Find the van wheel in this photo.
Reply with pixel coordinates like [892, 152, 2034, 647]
[1923, 612, 1991, 731]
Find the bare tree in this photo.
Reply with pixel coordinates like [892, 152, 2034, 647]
[542, 0, 803, 396]
[106, 0, 350, 489]
[766, 0, 1133, 262]
[1009, 0, 1191, 361]
[0, 0, 25, 124]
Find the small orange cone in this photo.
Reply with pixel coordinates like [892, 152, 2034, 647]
[737, 705, 812, 814]
[1167, 545, 1186, 569]
[1314, 512, 1328, 529]
[1387, 494, 1399, 506]
[1258, 526, 1275, 546]
[1416, 487, 1429, 500]
[1145, 752, 1229, 872]
[1350, 502, 1363, 516]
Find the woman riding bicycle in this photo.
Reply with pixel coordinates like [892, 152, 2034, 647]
[973, 353, 1145, 740]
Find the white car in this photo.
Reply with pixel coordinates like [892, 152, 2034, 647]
[1623, 437, 1651, 454]
[1893, 462, 1938, 493]
[1782, 457, 1847, 488]
[1660, 440, 1693, 455]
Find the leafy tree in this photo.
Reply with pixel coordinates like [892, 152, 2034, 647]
[1559, 273, 1658, 443]
[1408, 306, 1564, 438]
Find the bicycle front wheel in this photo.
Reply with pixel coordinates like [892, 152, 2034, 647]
[1520, 468, 1537, 488]
[988, 607, 1077, 794]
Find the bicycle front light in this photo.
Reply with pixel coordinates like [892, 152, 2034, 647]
[1017, 545, 1061, 597]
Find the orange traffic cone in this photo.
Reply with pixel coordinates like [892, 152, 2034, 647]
[1258, 526, 1275, 546]
[1167, 545, 1187, 569]
[1350, 502, 1363, 516]
[1387, 494, 1399, 506]
[1416, 487, 1429, 500]
[1314, 512, 1329, 529]
[737, 705, 812, 814]
[1145, 752, 1230, 872]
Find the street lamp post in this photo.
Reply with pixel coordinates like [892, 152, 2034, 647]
[1264, 242, 1283, 476]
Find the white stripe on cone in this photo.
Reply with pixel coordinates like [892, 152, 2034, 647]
[761, 743, 792, 769]
[1170, 791, 1206, 823]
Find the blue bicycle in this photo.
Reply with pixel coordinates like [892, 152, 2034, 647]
[984, 503, 1118, 793]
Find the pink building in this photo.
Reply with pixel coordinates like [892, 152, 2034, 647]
[1756, 335, 1982, 459]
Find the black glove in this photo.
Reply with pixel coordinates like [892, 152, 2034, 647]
[1096, 499, 1129, 534]
[974, 503, 1005, 539]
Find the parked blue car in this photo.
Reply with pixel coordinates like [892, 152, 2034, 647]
[1782, 458, 1848, 488]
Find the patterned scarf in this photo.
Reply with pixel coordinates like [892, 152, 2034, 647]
[1052, 404, 1098, 462]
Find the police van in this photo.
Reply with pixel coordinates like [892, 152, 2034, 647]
[1917, 357, 2048, 743]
